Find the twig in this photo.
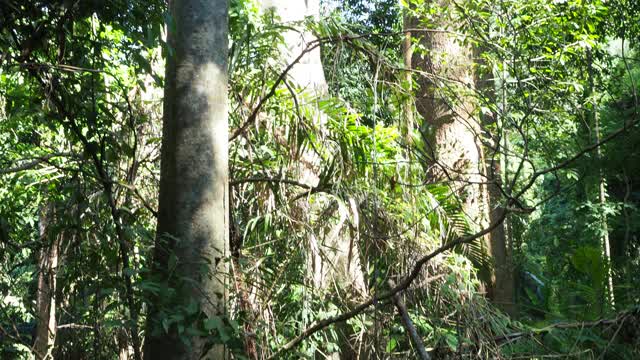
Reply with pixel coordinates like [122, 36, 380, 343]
[112, 182, 159, 218]
[11, 61, 104, 73]
[57, 323, 93, 330]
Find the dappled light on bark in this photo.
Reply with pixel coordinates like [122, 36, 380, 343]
[0, 0, 639, 359]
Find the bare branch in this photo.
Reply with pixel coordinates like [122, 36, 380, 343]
[230, 177, 315, 189]
[0, 153, 75, 175]
[389, 280, 431, 360]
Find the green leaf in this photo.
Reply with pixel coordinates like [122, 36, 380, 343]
[385, 337, 397, 352]
[204, 316, 222, 331]
[445, 333, 459, 351]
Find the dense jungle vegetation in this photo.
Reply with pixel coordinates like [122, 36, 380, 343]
[0, 0, 639, 358]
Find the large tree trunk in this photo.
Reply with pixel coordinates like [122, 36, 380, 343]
[409, 2, 485, 233]
[409, 1, 514, 312]
[34, 202, 58, 360]
[260, 0, 327, 95]
[144, 0, 229, 358]
[257, 2, 367, 358]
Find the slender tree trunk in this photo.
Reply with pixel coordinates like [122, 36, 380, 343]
[115, 328, 127, 360]
[476, 46, 516, 315]
[499, 57, 518, 303]
[594, 93, 615, 309]
[402, 10, 414, 147]
[144, 0, 229, 358]
[586, 51, 615, 309]
[34, 202, 58, 360]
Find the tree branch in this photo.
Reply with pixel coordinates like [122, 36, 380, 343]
[230, 177, 315, 189]
[266, 212, 506, 359]
[389, 280, 431, 360]
[493, 307, 639, 345]
[229, 40, 323, 141]
[0, 153, 74, 175]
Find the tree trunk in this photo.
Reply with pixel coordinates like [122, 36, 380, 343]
[409, 2, 485, 233]
[117, 327, 131, 360]
[408, 1, 516, 311]
[34, 202, 58, 360]
[476, 46, 516, 315]
[258, 2, 367, 358]
[260, 0, 327, 95]
[144, 0, 229, 358]
[595, 106, 615, 309]
[587, 51, 615, 308]
[402, 9, 414, 146]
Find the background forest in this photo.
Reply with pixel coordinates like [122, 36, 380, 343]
[1, 0, 639, 359]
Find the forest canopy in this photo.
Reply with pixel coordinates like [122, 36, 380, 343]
[0, 0, 639, 359]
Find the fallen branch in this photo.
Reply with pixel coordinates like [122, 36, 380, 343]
[494, 307, 639, 345]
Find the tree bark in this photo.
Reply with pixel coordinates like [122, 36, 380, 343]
[476, 46, 516, 315]
[144, 0, 229, 358]
[34, 202, 58, 360]
[410, 1, 485, 230]
[408, 1, 516, 312]
[402, 10, 414, 147]
[257, 2, 367, 358]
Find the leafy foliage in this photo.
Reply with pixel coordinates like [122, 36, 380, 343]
[0, 0, 639, 359]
